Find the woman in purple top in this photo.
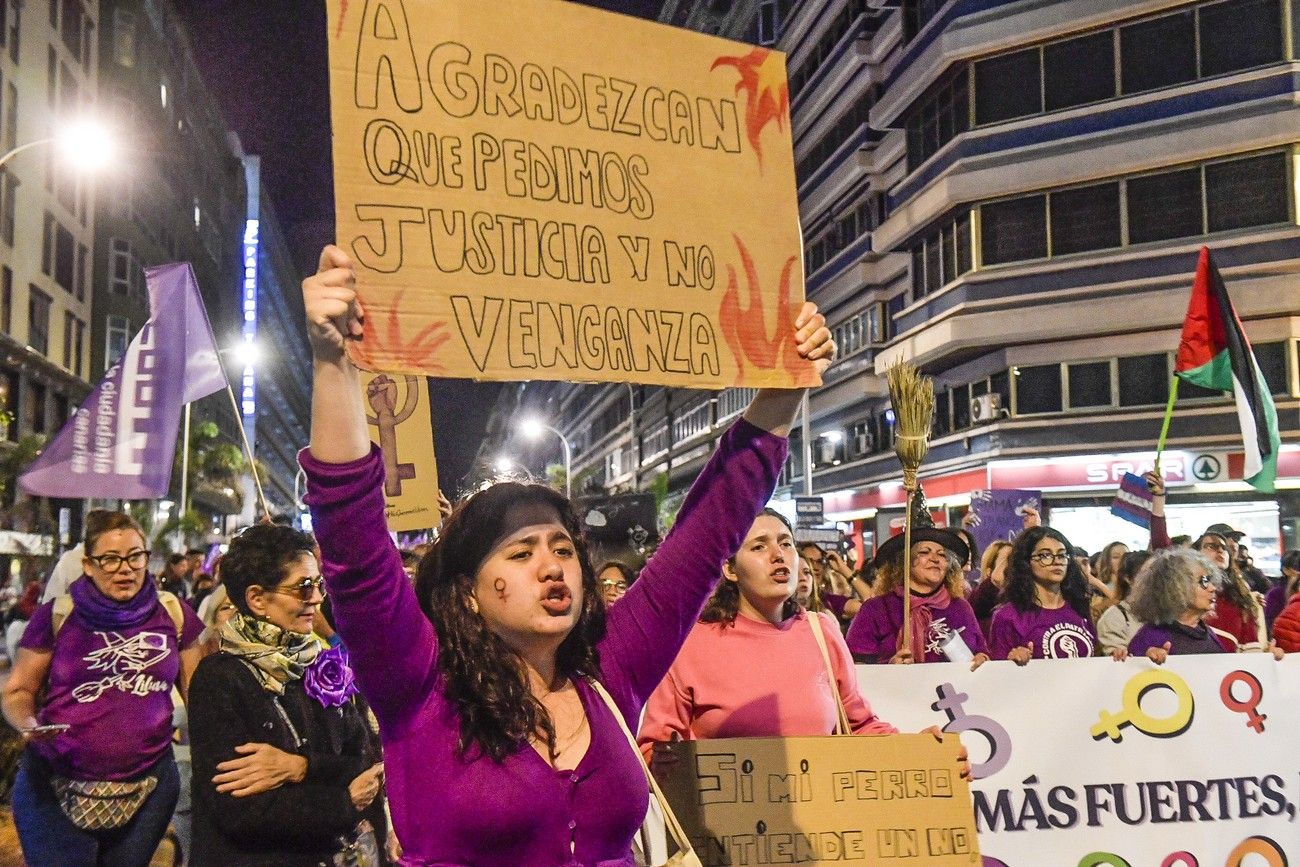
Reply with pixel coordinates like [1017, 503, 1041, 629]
[846, 527, 988, 667]
[1263, 549, 1300, 629]
[299, 245, 835, 866]
[1127, 549, 1233, 661]
[988, 526, 1120, 664]
[1, 511, 204, 866]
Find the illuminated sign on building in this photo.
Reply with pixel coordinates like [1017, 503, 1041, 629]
[241, 220, 259, 434]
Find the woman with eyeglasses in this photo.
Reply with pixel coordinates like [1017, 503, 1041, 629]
[596, 560, 634, 607]
[2, 511, 204, 867]
[1127, 549, 1282, 662]
[188, 523, 384, 866]
[989, 526, 1119, 664]
[1194, 531, 1266, 651]
[298, 245, 834, 865]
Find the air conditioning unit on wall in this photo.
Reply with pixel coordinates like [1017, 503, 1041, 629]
[970, 393, 1003, 423]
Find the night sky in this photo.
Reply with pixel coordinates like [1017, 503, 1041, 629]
[178, 0, 663, 490]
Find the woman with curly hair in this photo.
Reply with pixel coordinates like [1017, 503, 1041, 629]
[845, 527, 988, 667]
[299, 245, 835, 865]
[1126, 549, 1234, 661]
[638, 509, 896, 752]
[1193, 531, 1266, 650]
[988, 526, 1114, 664]
[188, 524, 385, 866]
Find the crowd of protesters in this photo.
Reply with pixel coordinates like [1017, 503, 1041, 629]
[0, 244, 1293, 867]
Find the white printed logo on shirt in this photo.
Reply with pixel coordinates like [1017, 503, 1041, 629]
[1041, 623, 1094, 659]
[71, 631, 172, 703]
[924, 617, 965, 656]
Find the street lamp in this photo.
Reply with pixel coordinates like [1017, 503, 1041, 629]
[520, 418, 572, 500]
[0, 117, 116, 172]
[494, 457, 515, 475]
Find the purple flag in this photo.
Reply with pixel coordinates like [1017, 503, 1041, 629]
[1110, 472, 1154, 528]
[20, 263, 228, 499]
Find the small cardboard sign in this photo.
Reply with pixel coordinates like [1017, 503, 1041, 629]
[325, 0, 814, 389]
[658, 734, 980, 865]
[795, 496, 825, 527]
[360, 372, 440, 531]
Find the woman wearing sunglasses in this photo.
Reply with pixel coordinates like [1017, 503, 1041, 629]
[1193, 531, 1266, 651]
[187, 524, 385, 866]
[2, 511, 204, 867]
[989, 526, 1115, 664]
[1126, 549, 1283, 661]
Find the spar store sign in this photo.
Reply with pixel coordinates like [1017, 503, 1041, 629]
[988, 451, 1230, 490]
[864, 655, 1300, 867]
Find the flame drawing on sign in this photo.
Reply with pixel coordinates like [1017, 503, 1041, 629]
[710, 48, 790, 169]
[718, 236, 815, 387]
[348, 291, 451, 374]
[336, 0, 349, 38]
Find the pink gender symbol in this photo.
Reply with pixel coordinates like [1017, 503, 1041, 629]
[1219, 670, 1266, 733]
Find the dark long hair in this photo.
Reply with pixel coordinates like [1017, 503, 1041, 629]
[1192, 533, 1259, 618]
[413, 482, 605, 762]
[1005, 526, 1091, 619]
[700, 508, 802, 625]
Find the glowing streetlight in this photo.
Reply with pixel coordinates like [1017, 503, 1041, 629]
[0, 117, 116, 173]
[494, 457, 515, 474]
[519, 418, 572, 500]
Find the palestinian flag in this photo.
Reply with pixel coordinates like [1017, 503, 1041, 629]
[1174, 247, 1280, 492]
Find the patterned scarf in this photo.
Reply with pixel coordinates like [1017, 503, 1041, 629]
[894, 584, 951, 662]
[220, 612, 322, 695]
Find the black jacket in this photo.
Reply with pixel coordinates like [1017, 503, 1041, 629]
[188, 651, 371, 867]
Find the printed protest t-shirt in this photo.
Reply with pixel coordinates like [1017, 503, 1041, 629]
[988, 604, 1097, 660]
[20, 597, 202, 780]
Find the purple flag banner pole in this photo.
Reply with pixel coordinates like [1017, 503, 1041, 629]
[20, 263, 228, 500]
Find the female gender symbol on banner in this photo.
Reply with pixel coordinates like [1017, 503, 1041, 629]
[931, 683, 1011, 779]
[1219, 670, 1266, 732]
[1090, 669, 1194, 742]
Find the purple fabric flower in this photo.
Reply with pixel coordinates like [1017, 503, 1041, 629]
[302, 645, 359, 708]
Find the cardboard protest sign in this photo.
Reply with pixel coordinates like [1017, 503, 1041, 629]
[326, 0, 815, 389]
[360, 372, 440, 531]
[657, 735, 979, 865]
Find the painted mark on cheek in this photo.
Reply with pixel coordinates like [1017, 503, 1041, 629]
[493, 578, 507, 601]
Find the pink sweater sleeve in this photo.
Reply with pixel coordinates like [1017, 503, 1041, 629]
[636, 668, 693, 762]
[821, 612, 898, 735]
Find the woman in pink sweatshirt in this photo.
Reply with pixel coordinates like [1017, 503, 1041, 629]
[638, 508, 898, 757]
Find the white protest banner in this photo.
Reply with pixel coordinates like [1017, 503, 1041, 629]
[861, 655, 1300, 866]
[325, 0, 815, 389]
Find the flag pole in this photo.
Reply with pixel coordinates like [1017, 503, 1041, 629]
[178, 402, 191, 553]
[224, 383, 270, 519]
[1154, 377, 1180, 474]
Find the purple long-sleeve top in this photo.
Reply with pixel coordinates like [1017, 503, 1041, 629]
[845, 592, 987, 663]
[301, 418, 786, 867]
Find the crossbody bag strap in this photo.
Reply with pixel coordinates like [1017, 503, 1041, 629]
[586, 678, 696, 861]
[808, 613, 850, 736]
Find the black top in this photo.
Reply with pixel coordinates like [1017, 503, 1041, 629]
[1163, 621, 1229, 655]
[188, 651, 371, 867]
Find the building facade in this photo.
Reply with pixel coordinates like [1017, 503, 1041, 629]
[483, 0, 1300, 572]
[0, 0, 99, 555]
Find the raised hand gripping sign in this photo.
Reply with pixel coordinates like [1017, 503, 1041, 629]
[326, 0, 816, 388]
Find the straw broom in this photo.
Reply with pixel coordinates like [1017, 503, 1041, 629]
[885, 361, 935, 657]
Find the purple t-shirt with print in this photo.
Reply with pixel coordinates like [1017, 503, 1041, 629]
[988, 603, 1096, 660]
[20, 596, 203, 780]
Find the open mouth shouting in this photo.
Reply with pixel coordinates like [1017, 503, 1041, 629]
[540, 583, 573, 615]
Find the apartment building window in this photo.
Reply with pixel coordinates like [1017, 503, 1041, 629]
[905, 69, 969, 170]
[978, 149, 1291, 266]
[0, 169, 16, 246]
[46, 47, 57, 108]
[642, 422, 668, 459]
[0, 0, 6, 50]
[901, 0, 943, 43]
[1014, 365, 1063, 414]
[75, 243, 86, 301]
[787, 0, 872, 96]
[673, 401, 712, 443]
[717, 387, 757, 421]
[0, 266, 10, 334]
[4, 83, 16, 151]
[62, 310, 73, 369]
[910, 211, 973, 298]
[41, 213, 53, 274]
[1050, 182, 1121, 256]
[113, 8, 136, 67]
[970, 0, 1284, 128]
[980, 196, 1046, 265]
[28, 287, 51, 355]
[110, 238, 139, 296]
[1118, 353, 1170, 406]
[1067, 361, 1113, 408]
[61, 0, 83, 61]
[105, 315, 129, 370]
[73, 316, 83, 377]
[795, 99, 873, 184]
[7, 3, 17, 64]
[26, 381, 46, 433]
[53, 222, 74, 292]
[757, 0, 794, 46]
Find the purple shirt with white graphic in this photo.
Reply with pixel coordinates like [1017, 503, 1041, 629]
[988, 604, 1097, 660]
[20, 597, 203, 780]
[846, 592, 988, 663]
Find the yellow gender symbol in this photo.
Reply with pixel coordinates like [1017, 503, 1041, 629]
[1090, 669, 1194, 742]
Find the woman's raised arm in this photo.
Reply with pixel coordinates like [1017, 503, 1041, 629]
[305, 245, 370, 464]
